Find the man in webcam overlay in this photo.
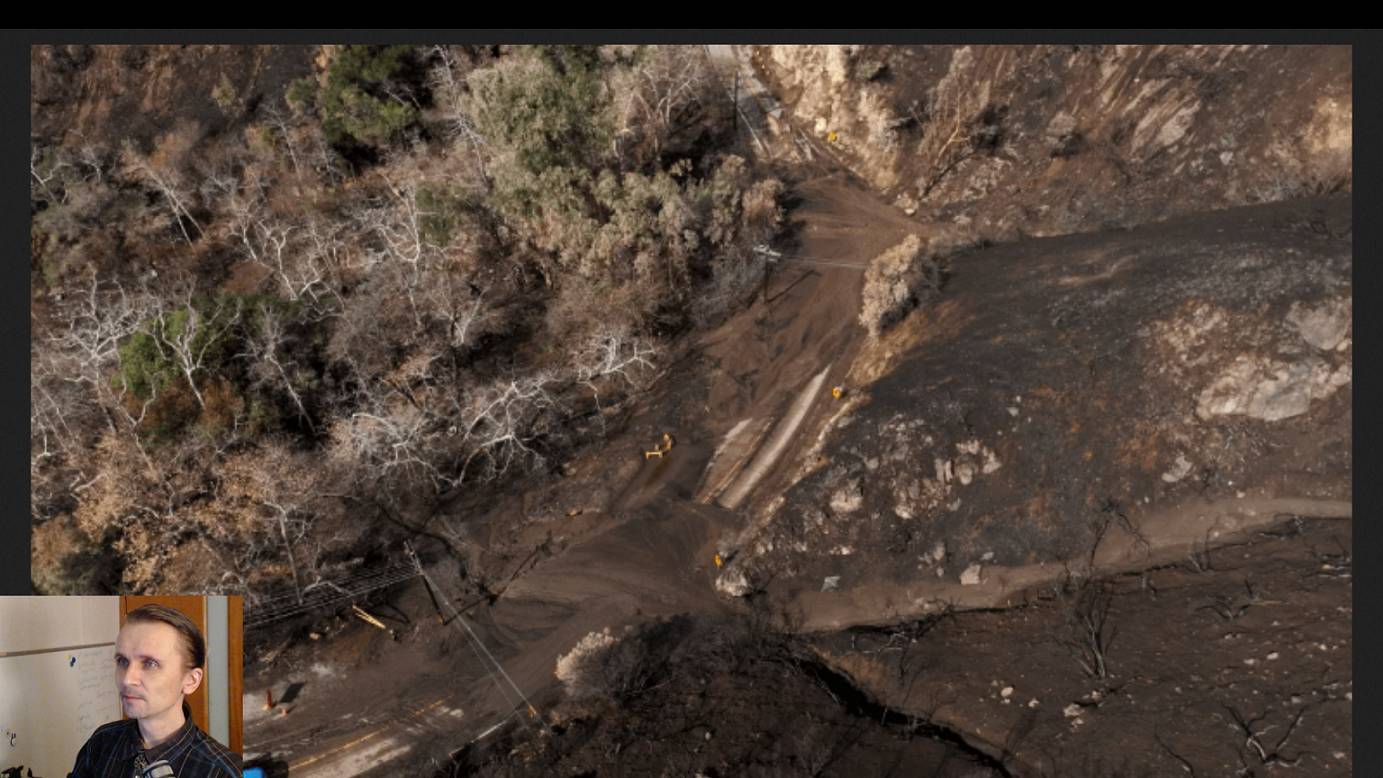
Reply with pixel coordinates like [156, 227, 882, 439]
[68, 604, 239, 778]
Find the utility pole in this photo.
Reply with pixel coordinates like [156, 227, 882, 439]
[405, 541, 446, 625]
[733, 71, 739, 134]
[754, 244, 781, 303]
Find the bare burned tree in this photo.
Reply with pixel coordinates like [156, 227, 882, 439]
[429, 46, 490, 181]
[1186, 528, 1216, 574]
[915, 48, 1015, 201]
[239, 300, 315, 434]
[360, 171, 430, 274]
[1196, 578, 1267, 623]
[31, 278, 174, 532]
[571, 324, 657, 418]
[120, 122, 206, 244]
[31, 141, 72, 204]
[1310, 535, 1351, 579]
[45, 275, 163, 448]
[262, 105, 307, 183]
[1154, 728, 1200, 777]
[457, 371, 564, 484]
[221, 168, 348, 310]
[1054, 577, 1118, 680]
[611, 46, 718, 170]
[335, 398, 448, 493]
[145, 283, 243, 410]
[1223, 703, 1313, 771]
[74, 142, 110, 185]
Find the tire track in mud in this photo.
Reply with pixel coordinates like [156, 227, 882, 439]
[717, 365, 830, 509]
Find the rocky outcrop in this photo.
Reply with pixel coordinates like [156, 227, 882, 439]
[753, 45, 1351, 239]
[724, 194, 1350, 599]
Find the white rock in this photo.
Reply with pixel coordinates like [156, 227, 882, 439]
[1162, 453, 1194, 483]
[960, 563, 983, 585]
[981, 448, 1002, 474]
[1063, 703, 1082, 718]
[829, 480, 864, 513]
[956, 462, 975, 486]
[1000, 686, 1013, 698]
[957, 439, 982, 455]
[1286, 297, 1351, 351]
[821, 576, 841, 592]
[1197, 354, 1349, 422]
[715, 568, 754, 597]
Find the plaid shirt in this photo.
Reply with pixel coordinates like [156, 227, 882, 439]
[67, 704, 239, 778]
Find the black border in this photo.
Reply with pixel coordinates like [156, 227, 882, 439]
[20, 29, 1363, 45]
[5, 35, 31, 596]
[1352, 33, 1377, 778]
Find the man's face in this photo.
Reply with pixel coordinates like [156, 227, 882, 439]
[115, 621, 200, 723]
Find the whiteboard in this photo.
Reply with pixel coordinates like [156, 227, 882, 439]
[0, 597, 121, 778]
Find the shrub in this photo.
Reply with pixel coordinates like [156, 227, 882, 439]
[415, 183, 475, 248]
[555, 627, 622, 698]
[553, 623, 669, 702]
[318, 45, 422, 148]
[285, 76, 318, 115]
[211, 73, 239, 116]
[117, 298, 235, 401]
[858, 234, 947, 336]
[465, 46, 610, 180]
[31, 515, 121, 595]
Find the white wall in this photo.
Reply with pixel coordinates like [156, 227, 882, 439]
[0, 596, 121, 778]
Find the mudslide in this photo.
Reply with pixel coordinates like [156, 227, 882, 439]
[245, 175, 923, 775]
[693, 174, 921, 516]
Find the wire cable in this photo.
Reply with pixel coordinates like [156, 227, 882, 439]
[406, 542, 552, 734]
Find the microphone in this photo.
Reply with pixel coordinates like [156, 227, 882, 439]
[141, 759, 175, 778]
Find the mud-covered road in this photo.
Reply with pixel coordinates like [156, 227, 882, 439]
[243, 174, 936, 775]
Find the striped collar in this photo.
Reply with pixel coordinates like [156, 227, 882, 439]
[118, 701, 196, 765]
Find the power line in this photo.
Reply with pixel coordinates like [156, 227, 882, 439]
[406, 542, 552, 734]
[250, 563, 419, 608]
[754, 245, 867, 271]
[776, 256, 868, 270]
[245, 564, 421, 629]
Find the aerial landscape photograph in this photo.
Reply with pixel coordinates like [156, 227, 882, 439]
[27, 39, 1352, 776]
